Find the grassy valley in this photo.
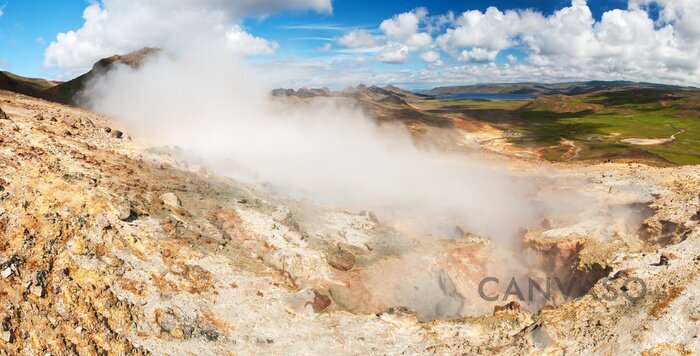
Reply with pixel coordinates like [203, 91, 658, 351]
[416, 89, 700, 165]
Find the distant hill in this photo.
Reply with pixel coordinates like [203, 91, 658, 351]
[43, 47, 161, 105]
[272, 84, 431, 103]
[421, 81, 699, 98]
[0, 71, 59, 97]
[271, 87, 332, 98]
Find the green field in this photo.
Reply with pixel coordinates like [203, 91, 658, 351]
[420, 90, 700, 165]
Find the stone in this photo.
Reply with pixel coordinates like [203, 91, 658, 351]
[94, 216, 111, 230]
[327, 249, 355, 271]
[111, 130, 124, 139]
[1, 267, 12, 279]
[494, 301, 521, 315]
[383, 306, 418, 319]
[30, 284, 45, 298]
[271, 205, 292, 222]
[111, 199, 134, 221]
[691, 211, 700, 222]
[160, 192, 182, 209]
[310, 291, 331, 313]
[0, 330, 13, 343]
[156, 309, 179, 333]
[0, 108, 7, 121]
[655, 252, 677, 266]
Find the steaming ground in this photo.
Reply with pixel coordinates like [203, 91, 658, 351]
[83, 49, 607, 245]
[75, 49, 664, 321]
[1, 80, 698, 354]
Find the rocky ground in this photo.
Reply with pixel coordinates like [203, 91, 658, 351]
[0, 90, 698, 354]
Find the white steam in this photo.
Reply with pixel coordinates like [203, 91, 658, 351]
[83, 46, 557, 243]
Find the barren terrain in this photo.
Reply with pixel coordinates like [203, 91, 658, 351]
[0, 87, 698, 354]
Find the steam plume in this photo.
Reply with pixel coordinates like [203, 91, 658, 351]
[83, 45, 555, 243]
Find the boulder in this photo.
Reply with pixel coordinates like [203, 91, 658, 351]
[327, 248, 355, 271]
[160, 192, 182, 209]
[0, 108, 7, 120]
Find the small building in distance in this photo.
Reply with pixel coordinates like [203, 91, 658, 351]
[503, 131, 523, 138]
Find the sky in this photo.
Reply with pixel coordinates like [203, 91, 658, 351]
[0, 0, 699, 89]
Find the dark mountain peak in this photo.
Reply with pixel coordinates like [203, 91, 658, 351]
[92, 47, 162, 73]
[42, 47, 162, 105]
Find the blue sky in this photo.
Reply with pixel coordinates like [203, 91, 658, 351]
[1, 0, 698, 88]
[0, 1, 86, 77]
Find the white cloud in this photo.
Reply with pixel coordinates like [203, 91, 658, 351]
[427, 0, 700, 84]
[630, 0, 700, 43]
[336, 47, 383, 54]
[436, 7, 543, 59]
[274, 0, 700, 88]
[420, 51, 443, 68]
[379, 8, 432, 50]
[405, 32, 432, 49]
[337, 29, 378, 48]
[43, 0, 700, 87]
[225, 25, 278, 56]
[0, 5, 4, 17]
[378, 43, 409, 64]
[419, 50, 440, 63]
[317, 43, 332, 52]
[458, 48, 499, 63]
[44, 0, 329, 73]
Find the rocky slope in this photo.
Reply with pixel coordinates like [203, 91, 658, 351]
[42, 48, 161, 105]
[0, 89, 698, 354]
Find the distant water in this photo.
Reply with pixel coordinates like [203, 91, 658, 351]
[442, 93, 534, 100]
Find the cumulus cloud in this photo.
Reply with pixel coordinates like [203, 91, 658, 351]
[420, 50, 443, 68]
[631, 0, 700, 43]
[437, 7, 533, 55]
[271, 0, 700, 88]
[458, 48, 499, 63]
[335, 8, 433, 65]
[378, 43, 409, 64]
[44, 0, 700, 87]
[226, 25, 278, 56]
[426, 0, 700, 86]
[44, 0, 329, 73]
[337, 29, 378, 48]
[379, 8, 432, 49]
[419, 50, 440, 63]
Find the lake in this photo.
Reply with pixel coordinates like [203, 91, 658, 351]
[442, 93, 534, 100]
